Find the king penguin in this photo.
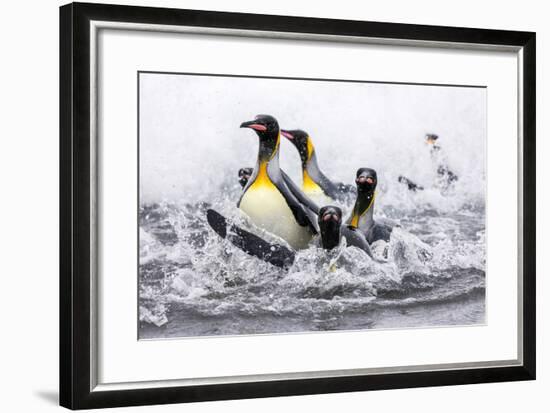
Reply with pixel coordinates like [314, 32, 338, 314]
[280, 129, 356, 205]
[346, 167, 393, 244]
[238, 115, 319, 250]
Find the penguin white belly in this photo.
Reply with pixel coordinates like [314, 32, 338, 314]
[240, 185, 311, 250]
[302, 171, 333, 207]
[304, 190, 333, 208]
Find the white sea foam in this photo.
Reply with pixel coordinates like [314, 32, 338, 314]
[138, 180, 486, 333]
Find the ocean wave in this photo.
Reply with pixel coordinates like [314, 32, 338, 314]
[138, 192, 485, 332]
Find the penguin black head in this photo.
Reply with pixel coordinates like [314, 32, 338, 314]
[240, 115, 280, 160]
[238, 167, 253, 188]
[318, 205, 342, 250]
[281, 129, 310, 165]
[426, 133, 439, 145]
[355, 168, 377, 193]
[240, 114, 279, 138]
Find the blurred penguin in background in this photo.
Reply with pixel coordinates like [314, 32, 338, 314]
[398, 133, 458, 193]
[425, 133, 458, 191]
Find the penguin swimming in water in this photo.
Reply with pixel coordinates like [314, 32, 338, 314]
[238, 115, 319, 250]
[347, 167, 393, 244]
[206, 205, 372, 269]
[398, 133, 458, 192]
[280, 129, 356, 204]
[398, 175, 424, 192]
[320, 205, 373, 255]
[238, 167, 253, 189]
[426, 134, 458, 189]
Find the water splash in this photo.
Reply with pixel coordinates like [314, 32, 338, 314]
[138, 178, 485, 337]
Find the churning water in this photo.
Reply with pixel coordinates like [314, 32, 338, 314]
[138, 177, 485, 338]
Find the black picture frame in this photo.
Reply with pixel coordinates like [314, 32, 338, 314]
[60, 2, 536, 410]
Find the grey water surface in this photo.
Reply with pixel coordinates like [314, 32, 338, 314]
[138, 188, 486, 339]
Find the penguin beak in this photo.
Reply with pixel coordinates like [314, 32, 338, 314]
[240, 120, 267, 132]
[323, 214, 340, 223]
[356, 175, 375, 185]
[321, 210, 341, 223]
[280, 130, 294, 140]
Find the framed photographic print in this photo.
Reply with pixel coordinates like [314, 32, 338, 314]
[59, 2, 536, 410]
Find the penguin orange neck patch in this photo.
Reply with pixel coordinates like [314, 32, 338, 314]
[302, 170, 323, 194]
[250, 162, 273, 188]
[306, 137, 315, 161]
[350, 192, 376, 228]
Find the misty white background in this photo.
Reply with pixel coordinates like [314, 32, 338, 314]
[0, 1, 547, 412]
[140, 73, 485, 204]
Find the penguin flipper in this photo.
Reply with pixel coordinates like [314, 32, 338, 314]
[341, 226, 373, 258]
[334, 182, 357, 202]
[366, 222, 393, 244]
[281, 170, 320, 214]
[206, 209, 295, 268]
[398, 175, 424, 191]
[271, 175, 319, 235]
[285, 199, 319, 235]
[321, 180, 356, 202]
[337, 182, 357, 195]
